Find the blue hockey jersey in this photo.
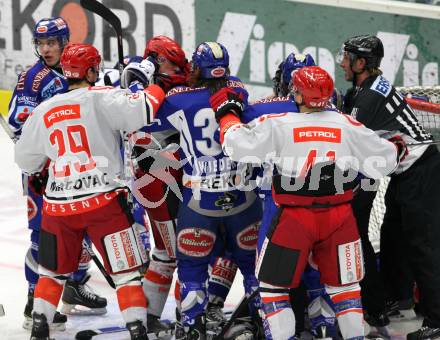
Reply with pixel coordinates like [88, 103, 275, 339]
[143, 77, 257, 215]
[8, 59, 68, 135]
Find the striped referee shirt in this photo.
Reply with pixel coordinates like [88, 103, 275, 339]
[343, 74, 432, 174]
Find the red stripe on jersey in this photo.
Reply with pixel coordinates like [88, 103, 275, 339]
[341, 113, 363, 126]
[144, 84, 165, 114]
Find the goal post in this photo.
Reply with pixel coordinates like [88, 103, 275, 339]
[368, 85, 440, 252]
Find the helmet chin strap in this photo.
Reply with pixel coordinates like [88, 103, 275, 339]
[349, 55, 364, 87]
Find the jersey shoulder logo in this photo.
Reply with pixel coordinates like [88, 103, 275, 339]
[370, 75, 392, 97]
[166, 86, 203, 97]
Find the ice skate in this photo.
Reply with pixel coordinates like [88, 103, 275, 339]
[386, 300, 417, 321]
[183, 315, 206, 340]
[206, 302, 227, 330]
[147, 313, 171, 336]
[23, 291, 67, 331]
[61, 274, 107, 315]
[313, 324, 334, 340]
[126, 320, 148, 340]
[29, 312, 50, 340]
[407, 326, 440, 340]
[366, 312, 404, 339]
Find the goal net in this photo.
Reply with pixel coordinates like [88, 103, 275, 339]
[368, 86, 440, 252]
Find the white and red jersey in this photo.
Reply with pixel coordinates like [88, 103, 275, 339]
[222, 109, 398, 180]
[15, 85, 165, 201]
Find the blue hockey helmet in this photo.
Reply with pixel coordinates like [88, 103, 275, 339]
[282, 53, 315, 86]
[33, 17, 70, 46]
[191, 42, 229, 79]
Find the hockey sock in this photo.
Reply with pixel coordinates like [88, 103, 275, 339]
[142, 250, 176, 317]
[34, 275, 64, 325]
[180, 281, 208, 326]
[207, 256, 238, 306]
[303, 266, 337, 337]
[71, 236, 92, 282]
[260, 283, 296, 340]
[326, 283, 364, 340]
[25, 230, 40, 291]
[116, 280, 147, 324]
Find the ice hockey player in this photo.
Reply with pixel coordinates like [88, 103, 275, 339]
[209, 65, 406, 339]
[14, 42, 166, 340]
[7, 17, 107, 330]
[126, 41, 262, 339]
[122, 36, 242, 334]
[339, 34, 440, 340]
[253, 53, 338, 339]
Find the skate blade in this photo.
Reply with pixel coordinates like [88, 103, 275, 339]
[388, 309, 417, 321]
[23, 317, 66, 331]
[61, 304, 107, 316]
[367, 326, 406, 340]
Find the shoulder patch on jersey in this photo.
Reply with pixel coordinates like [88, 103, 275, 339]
[32, 67, 51, 93]
[253, 96, 291, 105]
[41, 77, 64, 100]
[226, 79, 245, 89]
[370, 75, 392, 97]
[16, 71, 28, 91]
[166, 86, 204, 97]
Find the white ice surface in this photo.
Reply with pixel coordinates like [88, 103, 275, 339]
[0, 128, 423, 340]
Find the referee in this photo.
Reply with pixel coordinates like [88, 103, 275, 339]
[339, 34, 440, 340]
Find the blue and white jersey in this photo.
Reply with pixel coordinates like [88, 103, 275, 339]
[241, 96, 299, 196]
[8, 59, 68, 136]
[143, 77, 256, 216]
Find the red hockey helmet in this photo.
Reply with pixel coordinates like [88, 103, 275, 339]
[292, 66, 334, 109]
[60, 43, 101, 79]
[143, 35, 188, 69]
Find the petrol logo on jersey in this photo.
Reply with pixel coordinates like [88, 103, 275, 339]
[177, 228, 216, 257]
[44, 104, 81, 128]
[371, 75, 392, 97]
[236, 222, 260, 250]
[27, 196, 38, 220]
[293, 126, 341, 143]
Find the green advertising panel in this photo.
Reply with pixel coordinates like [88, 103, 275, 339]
[195, 0, 440, 94]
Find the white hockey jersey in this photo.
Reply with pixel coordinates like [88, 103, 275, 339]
[222, 109, 398, 181]
[15, 85, 164, 201]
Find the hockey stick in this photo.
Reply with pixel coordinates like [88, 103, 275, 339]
[75, 321, 176, 340]
[80, 0, 124, 76]
[0, 114, 116, 289]
[0, 114, 17, 142]
[214, 289, 259, 340]
[81, 240, 116, 289]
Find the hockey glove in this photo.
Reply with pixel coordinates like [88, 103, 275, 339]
[209, 87, 245, 122]
[120, 57, 157, 89]
[388, 135, 408, 164]
[29, 169, 49, 196]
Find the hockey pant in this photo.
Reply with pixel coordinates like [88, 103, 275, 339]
[257, 202, 364, 339]
[260, 195, 336, 336]
[25, 184, 90, 294]
[176, 199, 261, 327]
[37, 192, 148, 326]
[135, 167, 239, 318]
